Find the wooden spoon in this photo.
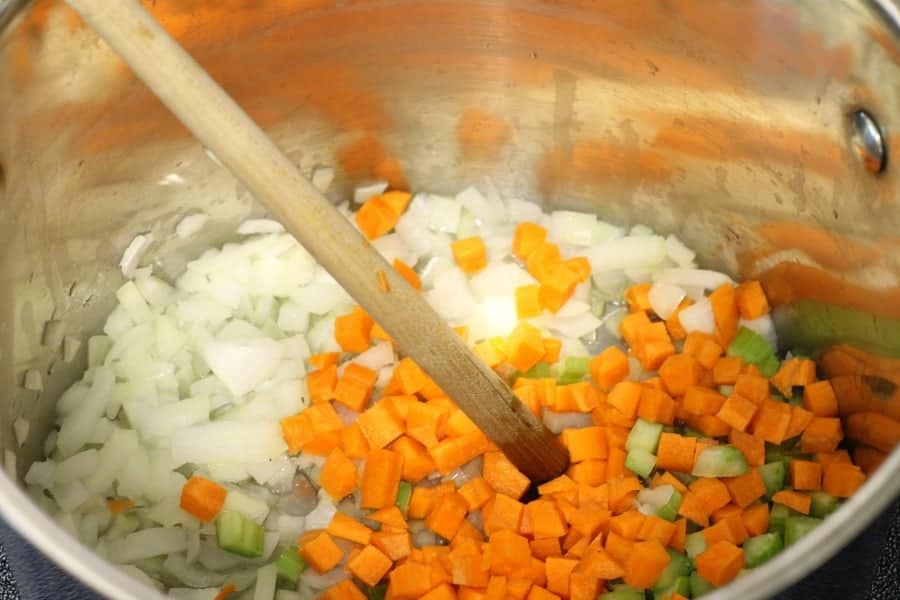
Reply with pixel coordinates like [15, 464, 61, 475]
[65, 0, 568, 482]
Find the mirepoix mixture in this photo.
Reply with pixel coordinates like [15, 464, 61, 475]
[23, 179, 888, 600]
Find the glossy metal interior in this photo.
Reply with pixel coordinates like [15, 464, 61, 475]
[1, 0, 899, 598]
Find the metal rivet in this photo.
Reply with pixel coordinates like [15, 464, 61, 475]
[849, 110, 886, 174]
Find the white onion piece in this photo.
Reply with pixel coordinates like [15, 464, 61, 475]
[254, 563, 278, 600]
[111, 527, 187, 564]
[353, 181, 389, 204]
[24, 460, 55, 489]
[351, 342, 394, 371]
[426, 268, 476, 322]
[202, 339, 283, 397]
[23, 369, 43, 392]
[54, 449, 98, 484]
[679, 297, 716, 335]
[175, 213, 209, 239]
[637, 485, 675, 516]
[171, 422, 286, 468]
[593, 220, 625, 244]
[311, 167, 335, 193]
[300, 565, 349, 590]
[304, 490, 338, 531]
[587, 236, 666, 272]
[119, 233, 152, 278]
[739, 315, 778, 350]
[469, 262, 536, 300]
[457, 186, 505, 226]
[665, 234, 696, 267]
[542, 411, 594, 434]
[13, 417, 29, 448]
[653, 268, 733, 291]
[550, 211, 597, 246]
[426, 195, 462, 234]
[648, 282, 686, 320]
[237, 219, 285, 235]
[542, 312, 603, 340]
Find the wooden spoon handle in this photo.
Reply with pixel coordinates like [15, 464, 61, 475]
[65, 0, 568, 482]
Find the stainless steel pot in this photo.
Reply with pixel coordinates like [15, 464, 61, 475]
[0, 0, 898, 598]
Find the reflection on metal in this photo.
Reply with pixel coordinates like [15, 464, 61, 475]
[850, 110, 887, 175]
[0, 1, 898, 600]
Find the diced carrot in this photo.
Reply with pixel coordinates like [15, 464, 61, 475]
[483, 493, 526, 535]
[388, 561, 434, 598]
[506, 322, 546, 372]
[427, 491, 470, 540]
[391, 436, 438, 483]
[569, 573, 601, 600]
[393, 258, 421, 290]
[683, 332, 724, 370]
[358, 399, 405, 449]
[513, 222, 548, 261]
[179, 476, 226, 522]
[712, 356, 744, 385]
[576, 547, 626, 581]
[544, 556, 577, 598]
[394, 358, 428, 395]
[566, 459, 607, 486]
[542, 338, 562, 365]
[695, 540, 744, 587]
[328, 512, 374, 545]
[665, 298, 693, 341]
[430, 431, 491, 474]
[751, 399, 792, 444]
[637, 515, 677, 546]
[683, 386, 727, 416]
[213, 584, 236, 600]
[348, 545, 393, 586]
[320, 447, 359, 500]
[422, 583, 459, 600]
[652, 471, 688, 495]
[708, 284, 739, 347]
[458, 589, 486, 600]
[710, 504, 742, 524]
[626, 283, 653, 313]
[320, 580, 366, 600]
[526, 500, 568, 540]
[742, 503, 770, 536]
[846, 412, 900, 453]
[784, 405, 814, 440]
[802, 380, 839, 417]
[729, 428, 765, 466]
[530, 538, 563, 560]
[789, 460, 823, 491]
[723, 469, 766, 507]
[526, 242, 563, 282]
[304, 430, 342, 456]
[702, 519, 736, 546]
[854, 446, 887, 475]
[606, 446, 627, 480]
[609, 509, 646, 540]
[357, 195, 400, 240]
[459, 477, 496, 511]
[370, 322, 394, 344]
[589, 346, 630, 391]
[823, 463, 866, 498]
[638, 387, 676, 425]
[690, 478, 732, 514]
[816, 449, 852, 465]
[515, 284, 543, 319]
[655, 433, 696, 473]
[565, 257, 592, 283]
[307, 365, 339, 404]
[608, 381, 643, 419]
[335, 306, 374, 353]
[735, 280, 770, 320]
[658, 354, 704, 397]
[624, 539, 670, 589]
[669, 518, 687, 552]
[684, 414, 731, 438]
[310, 352, 340, 370]
[561, 427, 607, 464]
[106, 499, 135, 515]
[489, 530, 532, 576]
[340, 423, 371, 459]
[771, 490, 811, 515]
[333, 377, 371, 413]
[452, 236, 488, 274]
[539, 263, 581, 313]
[483, 451, 531, 499]
[360, 448, 404, 509]
[715, 394, 758, 432]
[507, 578, 533, 600]
[407, 401, 448, 449]
[800, 417, 843, 453]
[301, 532, 344, 574]
[371, 529, 412, 561]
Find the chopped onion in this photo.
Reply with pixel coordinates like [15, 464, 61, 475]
[13, 417, 29, 448]
[550, 211, 597, 246]
[237, 219, 285, 235]
[353, 181, 388, 205]
[119, 233, 153, 278]
[587, 235, 666, 272]
[637, 485, 674, 515]
[111, 527, 187, 564]
[648, 282, 686, 320]
[679, 297, 716, 335]
[175, 213, 210, 239]
[542, 411, 593, 434]
[426, 195, 462, 234]
[653, 268, 733, 291]
[23, 369, 43, 392]
[739, 315, 778, 350]
[311, 167, 335, 193]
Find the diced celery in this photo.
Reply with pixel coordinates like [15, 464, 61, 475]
[685, 530, 708, 559]
[599, 585, 644, 600]
[625, 448, 657, 479]
[216, 510, 264, 558]
[653, 575, 692, 600]
[758, 461, 786, 497]
[784, 516, 822, 546]
[768, 504, 796, 534]
[809, 491, 840, 518]
[672, 471, 696, 488]
[366, 583, 387, 600]
[656, 489, 683, 522]
[395, 481, 412, 515]
[765, 443, 810, 465]
[523, 362, 553, 379]
[743, 532, 783, 568]
[653, 550, 692, 591]
[728, 327, 779, 376]
[692, 445, 748, 477]
[690, 572, 717, 596]
[558, 356, 590, 384]
[683, 428, 705, 438]
[276, 546, 306, 585]
[626, 419, 664, 453]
